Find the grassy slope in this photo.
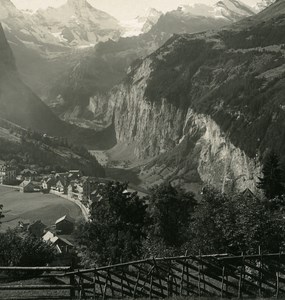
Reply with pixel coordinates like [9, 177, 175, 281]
[0, 119, 105, 176]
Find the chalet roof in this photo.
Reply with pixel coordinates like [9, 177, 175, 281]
[59, 237, 74, 247]
[55, 173, 68, 178]
[29, 220, 46, 229]
[91, 189, 98, 195]
[242, 188, 258, 199]
[47, 177, 56, 183]
[0, 164, 15, 171]
[69, 170, 80, 173]
[21, 169, 37, 175]
[42, 231, 74, 247]
[55, 215, 74, 225]
[43, 231, 58, 243]
[80, 176, 90, 182]
[19, 180, 34, 187]
[56, 177, 67, 186]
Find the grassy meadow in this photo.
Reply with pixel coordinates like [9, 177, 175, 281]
[0, 186, 82, 231]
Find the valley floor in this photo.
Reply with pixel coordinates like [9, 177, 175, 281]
[0, 186, 82, 232]
[90, 148, 202, 197]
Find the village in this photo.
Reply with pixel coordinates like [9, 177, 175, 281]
[0, 161, 117, 262]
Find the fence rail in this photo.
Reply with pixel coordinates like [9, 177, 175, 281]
[1, 252, 285, 299]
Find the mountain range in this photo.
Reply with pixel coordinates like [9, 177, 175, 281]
[46, 0, 254, 129]
[63, 0, 282, 193]
[0, 0, 282, 193]
[34, 0, 122, 47]
[107, 0, 285, 193]
[0, 0, 123, 98]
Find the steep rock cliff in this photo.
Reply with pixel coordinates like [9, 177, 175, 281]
[47, 8, 231, 128]
[112, 59, 261, 192]
[109, 2, 285, 192]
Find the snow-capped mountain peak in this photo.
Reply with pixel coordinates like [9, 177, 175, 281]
[65, 0, 94, 11]
[0, 0, 22, 19]
[214, 0, 256, 21]
[121, 7, 162, 37]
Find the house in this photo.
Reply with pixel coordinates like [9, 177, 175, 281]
[20, 169, 37, 181]
[43, 231, 73, 254]
[28, 220, 46, 237]
[74, 177, 99, 201]
[42, 176, 56, 193]
[55, 215, 74, 234]
[56, 178, 68, 194]
[90, 183, 105, 202]
[55, 172, 68, 180]
[82, 177, 97, 200]
[0, 163, 17, 184]
[41, 179, 50, 193]
[242, 188, 259, 200]
[18, 221, 30, 231]
[19, 180, 35, 193]
[68, 170, 82, 181]
[67, 181, 77, 198]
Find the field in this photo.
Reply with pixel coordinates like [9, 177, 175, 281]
[0, 186, 82, 231]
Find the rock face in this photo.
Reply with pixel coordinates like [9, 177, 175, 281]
[34, 0, 122, 47]
[214, 0, 256, 21]
[111, 57, 261, 193]
[106, 0, 285, 192]
[48, 6, 231, 128]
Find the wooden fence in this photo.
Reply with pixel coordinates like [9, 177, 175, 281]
[2, 252, 285, 299]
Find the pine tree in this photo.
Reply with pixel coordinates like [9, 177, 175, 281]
[257, 151, 285, 199]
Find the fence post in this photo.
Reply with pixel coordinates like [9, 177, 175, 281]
[259, 246, 263, 297]
[168, 274, 173, 298]
[238, 252, 244, 299]
[221, 266, 225, 299]
[70, 262, 76, 300]
[276, 250, 281, 299]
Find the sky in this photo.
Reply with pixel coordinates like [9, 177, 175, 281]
[11, 0, 260, 20]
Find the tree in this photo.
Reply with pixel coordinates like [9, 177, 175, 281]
[257, 151, 285, 199]
[189, 187, 285, 255]
[0, 230, 56, 267]
[188, 187, 230, 254]
[143, 183, 197, 256]
[79, 182, 147, 266]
